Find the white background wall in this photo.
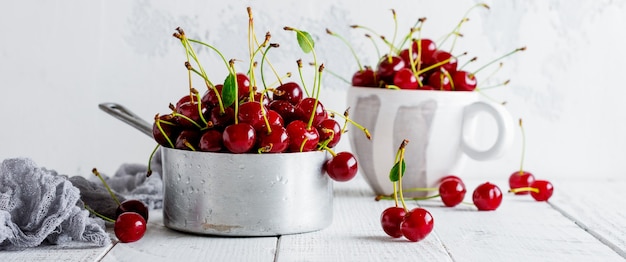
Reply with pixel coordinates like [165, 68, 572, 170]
[1, 0, 624, 180]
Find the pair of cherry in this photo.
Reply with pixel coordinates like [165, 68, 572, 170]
[438, 175, 503, 211]
[509, 171, 554, 202]
[89, 168, 149, 243]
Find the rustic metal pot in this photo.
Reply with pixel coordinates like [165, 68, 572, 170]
[99, 103, 333, 236]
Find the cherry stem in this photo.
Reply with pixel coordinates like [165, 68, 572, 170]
[518, 118, 526, 174]
[248, 32, 270, 100]
[326, 28, 363, 71]
[306, 64, 324, 129]
[472, 47, 526, 75]
[319, 143, 337, 157]
[84, 205, 115, 223]
[260, 43, 280, 91]
[396, 17, 426, 50]
[146, 144, 160, 177]
[364, 34, 382, 61]
[296, 60, 311, 97]
[402, 187, 439, 193]
[192, 88, 209, 126]
[351, 25, 397, 55]
[376, 194, 440, 201]
[326, 108, 371, 139]
[154, 114, 175, 148]
[92, 168, 121, 206]
[390, 9, 398, 55]
[438, 3, 489, 50]
[509, 187, 539, 194]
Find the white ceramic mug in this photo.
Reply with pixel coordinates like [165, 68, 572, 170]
[347, 87, 514, 196]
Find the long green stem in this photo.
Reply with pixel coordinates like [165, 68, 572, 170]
[92, 168, 120, 206]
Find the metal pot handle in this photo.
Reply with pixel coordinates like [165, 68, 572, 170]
[98, 102, 153, 138]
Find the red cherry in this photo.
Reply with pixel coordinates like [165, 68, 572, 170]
[269, 100, 297, 124]
[236, 73, 252, 99]
[380, 207, 407, 238]
[295, 98, 328, 127]
[198, 129, 223, 152]
[429, 50, 457, 73]
[393, 68, 419, 89]
[175, 129, 201, 151]
[529, 180, 554, 201]
[325, 152, 358, 182]
[472, 182, 503, 211]
[222, 123, 256, 153]
[208, 107, 235, 129]
[439, 179, 466, 207]
[116, 199, 149, 222]
[509, 171, 535, 195]
[274, 82, 304, 105]
[352, 67, 378, 87]
[175, 95, 196, 109]
[238, 101, 266, 130]
[114, 212, 147, 243]
[257, 125, 289, 153]
[427, 70, 452, 91]
[152, 114, 179, 148]
[377, 55, 405, 84]
[451, 71, 477, 91]
[400, 208, 434, 242]
[175, 101, 204, 128]
[257, 110, 284, 131]
[201, 84, 224, 108]
[286, 120, 319, 152]
[317, 118, 342, 148]
[399, 39, 437, 68]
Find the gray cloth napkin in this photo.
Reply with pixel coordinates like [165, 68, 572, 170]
[0, 158, 111, 250]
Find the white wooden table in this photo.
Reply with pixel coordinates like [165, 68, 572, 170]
[2, 175, 625, 261]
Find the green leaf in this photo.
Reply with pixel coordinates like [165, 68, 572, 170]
[296, 31, 315, 53]
[389, 160, 406, 182]
[221, 73, 237, 107]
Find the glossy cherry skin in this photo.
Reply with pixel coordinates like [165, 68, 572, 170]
[429, 50, 458, 73]
[325, 152, 358, 182]
[269, 100, 297, 124]
[393, 68, 419, 89]
[201, 84, 224, 108]
[295, 98, 328, 127]
[352, 67, 378, 87]
[222, 123, 257, 153]
[274, 82, 303, 105]
[377, 56, 406, 84]
[236, 73, 252, 99]
[286, 120, 320, 152]
[452, 71, 477, 91]
[472, 182, 503, 211]
[317, 118, 342, 148]
[427, 70, 452, 91]
[238, 101, 266, 130]
[440, 175, 463, 184]
[509, 171, 535, 195]
[381, 207, 407, 238]
[530, 180, 554, 201]
[257, 125, 289, 153]
[399, 39, 437, 69]
[116, 199, 149, 222]
[257, 110, 284, 131]
[153, 114, 179, 148]
[175, 129, 201, 151]
[175, 95, 196, 110]
[114, 212, 147, 243]
[439, 179, 467, 207]
[208, 107, 235, 129]
[400, 208, 434, 242]
[175, 101, 204, 128]
[198, 129, 223, 152]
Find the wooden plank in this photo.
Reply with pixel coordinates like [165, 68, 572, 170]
[101, 211, 277, 262]
[548, 178, 626, 258]
[276, 177, 453, 262]
[0, 244, 111, 262]
[424, 180, 625, 261]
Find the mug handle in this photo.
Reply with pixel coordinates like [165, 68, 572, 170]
[461, 101, 514, 161]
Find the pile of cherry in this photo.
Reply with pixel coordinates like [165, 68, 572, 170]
[153, 75, 358, 182]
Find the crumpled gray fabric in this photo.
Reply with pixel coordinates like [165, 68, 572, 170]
[0, 158, 110, 250]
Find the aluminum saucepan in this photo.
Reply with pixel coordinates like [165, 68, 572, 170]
[99, 103, 333, 236]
